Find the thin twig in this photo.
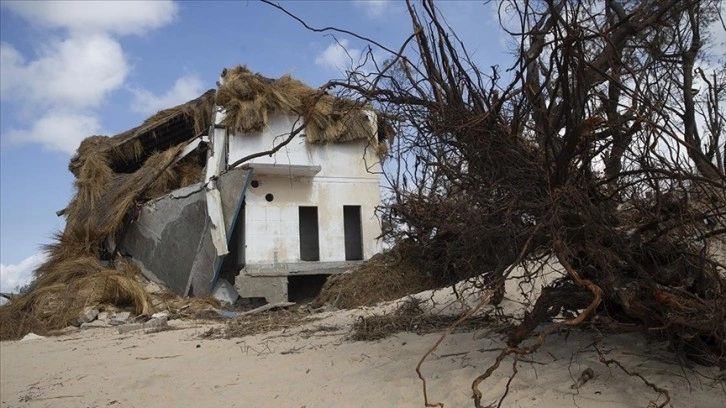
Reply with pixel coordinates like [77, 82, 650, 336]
[595, 344, 671, 408]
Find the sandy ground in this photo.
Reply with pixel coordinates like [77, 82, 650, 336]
[1, 307, 723, 408]
[2, 275, 725, 408]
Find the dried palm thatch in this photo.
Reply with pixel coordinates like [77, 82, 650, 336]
[143, 153, 205, 201]
[217, 65, 393, 155]
[0, 257, 151, 339]
[69, 90, 216, 176]
[150, 294, 221, 319]
[201, 308, 319, 339]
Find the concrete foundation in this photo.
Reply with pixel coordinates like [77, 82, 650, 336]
[243, 261, 363, 277]
[234, 275, 288, 304]
[234, 261, 359, 303]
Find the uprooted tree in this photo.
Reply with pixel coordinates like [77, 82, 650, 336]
[271, 0, 725, 404]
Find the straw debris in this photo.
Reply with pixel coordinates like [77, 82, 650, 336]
[1, 125, 199, 340]
[0, 257, 151, 339]
[202, 308, 320, 339]
[69, 90, 216, 177]
[349, 297, 495, 341]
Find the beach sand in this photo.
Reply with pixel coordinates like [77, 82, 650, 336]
[1, 290, 723, 408]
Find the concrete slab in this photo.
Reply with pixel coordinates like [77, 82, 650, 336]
[119, 167, 251, 296]
[119, 183, 208, 295]
[243, 260, 363, 277]
[235, 275, 288, 304]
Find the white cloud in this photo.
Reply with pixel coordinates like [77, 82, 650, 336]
[0, 42, 24, 99]
[353, 0, 390, 18]
[1, 36, 128, 109]
[0, 1, 179, 155]
[0, 253, 47, 294]
[6, 111, 101, 154]
[130, 75, 205, 115]
[1, 1, 178, 36]
[315, 39, 363, 73]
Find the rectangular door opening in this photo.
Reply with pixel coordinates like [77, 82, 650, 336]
[344, 205, 363, 261]
[299, 206, 320, 261]
[234, 201, 246, 267]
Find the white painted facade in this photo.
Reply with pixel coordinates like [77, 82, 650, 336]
[228, 114, 383, 275]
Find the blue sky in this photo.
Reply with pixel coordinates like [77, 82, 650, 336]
[0, 0, 509, 292]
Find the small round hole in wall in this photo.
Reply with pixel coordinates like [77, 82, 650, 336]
[265, 193, 274, 202]
[251, 180, 259, 188]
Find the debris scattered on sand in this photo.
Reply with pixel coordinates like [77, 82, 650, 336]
[117, 316, 169, 335]
[349, 297, 496, 341]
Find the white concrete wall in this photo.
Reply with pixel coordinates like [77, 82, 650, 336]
[229, 114, 383, 267]
[244, 175, 382, 265]
[228, 114, 382, 179]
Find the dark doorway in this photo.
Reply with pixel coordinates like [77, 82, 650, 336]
[299, 206, 320, 261]
[344, 205, 363, 260]
[288, 275, 328, 303]
[234, 202, 245, 267]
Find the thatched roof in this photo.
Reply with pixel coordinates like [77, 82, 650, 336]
[217, 66, 393, 152]
[69, 89, 216, 176]
[67, 65, 392, 177]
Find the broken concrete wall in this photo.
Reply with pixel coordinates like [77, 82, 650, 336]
[119, 167, 251, 296]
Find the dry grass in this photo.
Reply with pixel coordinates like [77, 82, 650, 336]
[0, 258, 152, 340]
[313, 243, 438, 309]
[349, 297, 496, 341]
[152, 295, 221, 319]
[143, 153, 204, 200]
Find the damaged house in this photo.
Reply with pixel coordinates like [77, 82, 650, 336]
[60, 66, 391, 306]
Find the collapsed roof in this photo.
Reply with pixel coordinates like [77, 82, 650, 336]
[0, 65, 393, 340]
[69, 65, 392, 176]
